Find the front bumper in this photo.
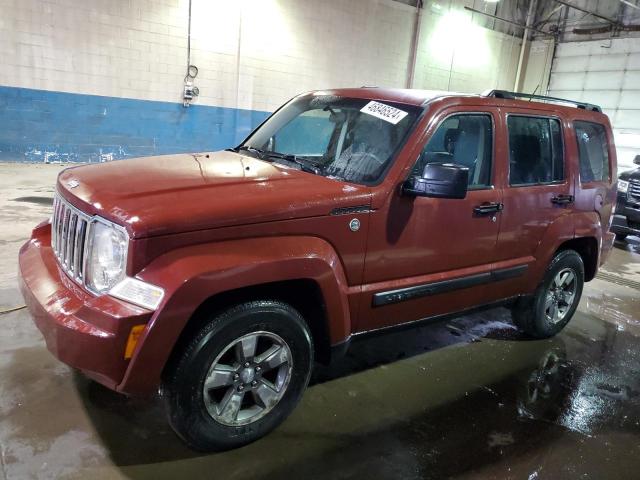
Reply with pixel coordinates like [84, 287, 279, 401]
[611, 194, 640, 236]
[18, 223, 152, 391]
[611, 214, 640, 237]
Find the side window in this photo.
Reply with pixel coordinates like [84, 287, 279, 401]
[412, 114, 493, 188]
[273, 109, 333, 156]
[508, 116, 564, 186]
[574, 121, 610, 183]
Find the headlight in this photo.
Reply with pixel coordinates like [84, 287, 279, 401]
[85, 219, 128, 293]
[618, 180, 629, 194]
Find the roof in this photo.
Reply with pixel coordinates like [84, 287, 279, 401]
[312, 87, 607, 119]
[313, 87, 472, 107]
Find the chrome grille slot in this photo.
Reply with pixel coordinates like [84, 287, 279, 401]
[629, 180, 640, 202]
[51, 196, 58, 252]
[51, 193, 91, 284]
[62, 208, 71, 265]
[73, 218, 87, 277]
[66, 213, 77, 270]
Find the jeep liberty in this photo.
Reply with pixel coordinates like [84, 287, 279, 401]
[19, 88, 617, 451]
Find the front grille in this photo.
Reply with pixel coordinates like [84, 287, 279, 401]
[51, 193, 91, 284]
[629, 180, 640, 202]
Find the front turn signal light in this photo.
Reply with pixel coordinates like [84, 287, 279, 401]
[124, 325, 146, 359]
[110, 277, 164, 310]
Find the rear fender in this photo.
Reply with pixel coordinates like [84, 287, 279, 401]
[118, 236, 351, 395]
[573, 211, 604, 270]
[528, 214, 576, 289]
[530, 212, 602, 289]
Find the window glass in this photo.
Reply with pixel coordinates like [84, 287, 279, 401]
[412, 114, 493, 188]
[508, 116, 564, 186]
[243, 96, 422, 185]
[273, 110, 334, 156]
[574, 121, 610, 183]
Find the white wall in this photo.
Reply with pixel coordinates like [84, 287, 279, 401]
[0, 0, 190, 103]
[548, 37, 640, 173]
[0, 0, 417, 112]
[229, 0, 416, 112]
[412, 5, 522, 93]
[0, 0, 528, 112]
[520, 39, 555, 96]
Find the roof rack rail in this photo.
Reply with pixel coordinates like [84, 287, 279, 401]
[485, 90, 602, 113]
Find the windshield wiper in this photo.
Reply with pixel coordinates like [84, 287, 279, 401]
[234, 146, 323, 175]
[263, 151, 324, 175]
[234, 145, 265, 158]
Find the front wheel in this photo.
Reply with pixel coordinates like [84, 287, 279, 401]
[512, 250, 584, 338]
[162, 300, 313, 451]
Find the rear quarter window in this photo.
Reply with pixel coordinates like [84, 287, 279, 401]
[574, 121, 610, 183]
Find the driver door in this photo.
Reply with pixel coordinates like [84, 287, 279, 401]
[358, 108, 506, 332]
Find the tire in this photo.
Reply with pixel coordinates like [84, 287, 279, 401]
[162, 300, 313, 451]
[615, 233, 627, 242]
[512, 250, 584, 339]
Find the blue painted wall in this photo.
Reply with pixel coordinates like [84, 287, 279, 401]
[0, 86, 270, 163]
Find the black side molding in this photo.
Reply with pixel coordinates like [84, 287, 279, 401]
[372, 265, 528, 307]
[491, 264, 528, 282]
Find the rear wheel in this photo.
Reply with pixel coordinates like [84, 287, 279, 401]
[162, 300, 313, 451]
[512, 250, 584, 338]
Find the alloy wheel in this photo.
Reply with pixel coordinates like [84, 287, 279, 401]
[544, 268, 577, 324]
[202, 331, 293, 426]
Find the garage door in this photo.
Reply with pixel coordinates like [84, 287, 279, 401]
[548, 37, 640, 173]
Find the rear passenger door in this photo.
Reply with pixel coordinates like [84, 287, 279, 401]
[494, 111, 575, 280]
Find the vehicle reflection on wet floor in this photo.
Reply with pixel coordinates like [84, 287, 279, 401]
[1, 239, 639, 479]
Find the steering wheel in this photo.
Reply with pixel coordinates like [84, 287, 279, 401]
[351, 151, 384, 168]
[347, 151, 384, 181]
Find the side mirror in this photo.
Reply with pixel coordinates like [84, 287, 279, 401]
[402, 163, 469, 199]
[634, 154, 640, 165]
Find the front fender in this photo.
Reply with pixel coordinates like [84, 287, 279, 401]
[117, 236, 351, 395]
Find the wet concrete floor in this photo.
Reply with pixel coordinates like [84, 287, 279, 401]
[1, 163, 639, 479]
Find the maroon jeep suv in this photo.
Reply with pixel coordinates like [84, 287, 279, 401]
[19, 88, 616, 451]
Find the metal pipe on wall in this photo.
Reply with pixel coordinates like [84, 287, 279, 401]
[514, 0, 538, 92]
[552, 0, 619, 25]
[618, 0, 640, 11]
[406, 0, 423, 89]
[463, 7, 551, 37]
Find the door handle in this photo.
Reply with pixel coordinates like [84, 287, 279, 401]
[550, 194, 574, 205]
[473, 202, 503, 215]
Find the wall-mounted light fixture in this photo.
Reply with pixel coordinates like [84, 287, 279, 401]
[183, 65, 199, 107]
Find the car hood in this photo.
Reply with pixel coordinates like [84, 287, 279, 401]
[619, 167, 640, 182]
[57, 151, 371, 238]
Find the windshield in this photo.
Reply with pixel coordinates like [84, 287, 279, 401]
[239, 94, 422, 185]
